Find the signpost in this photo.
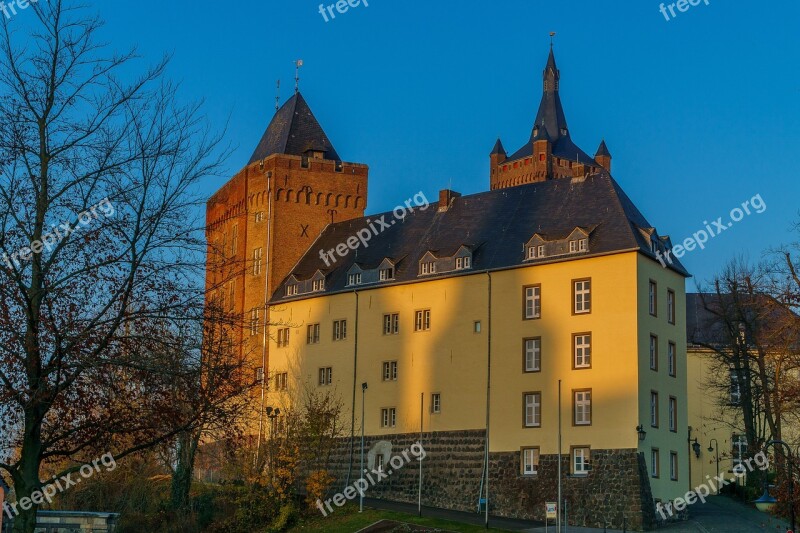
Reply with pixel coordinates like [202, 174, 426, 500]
[545, 502, 557, 533]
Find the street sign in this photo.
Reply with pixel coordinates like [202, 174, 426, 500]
[546, 502, 557, 519]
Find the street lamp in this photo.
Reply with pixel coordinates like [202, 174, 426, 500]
[762, 440, 796, 532]
[691, 438, 702, 459]
[636, 425, 647, 442]
[360, 382, 368, 513]
[708, 439, 720, 493]
[754, 484, 778, 513]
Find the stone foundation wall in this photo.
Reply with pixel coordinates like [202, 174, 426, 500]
[320, 430, 657, 530]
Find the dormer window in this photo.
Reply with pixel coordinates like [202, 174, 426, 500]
[286, 284, 299, 296]
[348, 273, 362, 286]
[538, 245, 545, 258]
[570, 239, 588, 253]
[379, 267, 394, 281]
[312, 279, 325, 292]
[455, 256, 471, 270]
[650, 239, 660, 254]
[527, 247, 536, 260]
[420, 262, 436, 275]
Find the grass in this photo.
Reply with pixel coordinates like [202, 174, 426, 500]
[287, 505, 514, 533]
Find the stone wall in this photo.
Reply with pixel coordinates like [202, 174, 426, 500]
[321, 429, 657, 531]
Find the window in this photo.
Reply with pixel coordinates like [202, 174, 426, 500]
[668, 397, 677, 432]
[730, 367, 742, 405]
[527, 246, 537, 260]
[572, 447, 591, 475]
[668, 342, 676, 377]
[230, 224, 238, 256]
[524, 338, 541, 372]
[569, 239, 588, 253]
[732, 434, 747, 468]
[277, 328, 290, 348]
[254, 211, 265, 223]
[312, 279, 325, 292]
[669, 452, 678, 480]
[573, 279, 591, 314]
[522, 447, 540, 476]
[573, 334, 591, 369]
[374, 454, 385, 473]
[250, 308, 260, 336]
[651, 449, 660, 478]
[256, 367, 264, 383]
[524, 285, 542, 319]
[650, 391, 659, 427]
[420, 262, 436, 275]
[382, 361, 398, 382]
[415, 310, 431, 332]
[524, 393, 541, 427]
[333, 320, 347, 341]
[473, 321, 482, 333]
[275, 372, 288, 391]
[650, 335, 659, 371]
[286, 284, 298, 296]
[574, 390, 592, 426]
[649, 280, 657, 316]
[228, 281, 235, 311]
[379, 267, 394, 281]
[253, 247, 263, 276]
[307, 324, 320, 344]
[318, 367, 332, 386]
[431, 393, 441, 414]
[348, 273, 362, 286]
[381, 408, 396, 428]
[383, 313, 399, 335]
[667, 289, 676, 324]
[301, 155, 310, 168]
[455, 256, 471, 270]
[538, 245, 545, 258]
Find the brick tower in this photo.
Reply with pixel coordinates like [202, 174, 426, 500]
[205, 91, 368, 394]
[490, 47, 610, 189]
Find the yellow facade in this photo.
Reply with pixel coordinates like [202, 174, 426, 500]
[266, 250, 688, 503]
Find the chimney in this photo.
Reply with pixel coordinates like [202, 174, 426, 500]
[438, 189, 461, 212]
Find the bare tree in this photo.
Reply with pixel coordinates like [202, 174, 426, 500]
[0, 2, 232, 531]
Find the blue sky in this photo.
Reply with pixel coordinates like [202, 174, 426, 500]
[87, 0, 800, 285]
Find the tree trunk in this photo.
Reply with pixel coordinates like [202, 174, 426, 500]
[171, 430, 200, 512]
[12, 409, 44, 533]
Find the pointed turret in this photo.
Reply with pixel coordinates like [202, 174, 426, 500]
[595, 140, 612, 172]
[249, 92, 341, 164]
[532, 47, 569, 143]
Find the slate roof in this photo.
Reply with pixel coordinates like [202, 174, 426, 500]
[248, 92, 341, 164]
[596, 140, 611, 158]
[272, 172, 690, 302]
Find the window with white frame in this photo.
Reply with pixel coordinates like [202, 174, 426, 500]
[574, 279, 591, 314]
[415, 310, 431, 331]
[383, 313, 399, 335]
[650, 391, 659, 427]
[275, 372, 288, 391]
[574, 334, 591, 369]
[651, 449, 660, 478]
[455, 256, 471, 270]
[569, 239, 588, 253]
[574, 390, 592, 425]
[522, 447, 540, 475]
[732, 434, 747, 469]
[668, 396, 677, 432]
[348, 273, 362, 286]
[730, 367, 742, 405]
[431, 393, 441, 414]
[256, 367, 264, 383]
[277, 328, 290, 348]
[374, 454, 385, 472]
[286, 284, 298, 296]
[318, 367, 332, 386]
[333, 320, 347, 341]
[307, 323, 320, 344]
[379, 267, 394, 281]
[420, 262, 436, 275]
[381, 408, 396, 428]
[254, 211, 265, 223]
[538, 245, 545, 258]
[524, 285, 541, 319]
[250, 308, 260, 336]
[312, 278, 325, 292]
[650, 335, 659, 370]
[253, 247, 263, 276]
[669, 452, 678, 480]
[527, 246, 537, 260]
[524, 393, 541, 427]
[382, 361, 398, 382]
[524, 338, 541, 372]
[668, 342, 676, 377]
[573, 447, 591, 475]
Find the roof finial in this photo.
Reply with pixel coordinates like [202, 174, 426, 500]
[275, 80, 281, 112]
[294, 59, 303, 94]
[549, 31, 556, 48]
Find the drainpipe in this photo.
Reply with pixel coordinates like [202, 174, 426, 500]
[256, 169, 273, 464]
[346, 290, 360, 487]
[484, 271, 492, 528]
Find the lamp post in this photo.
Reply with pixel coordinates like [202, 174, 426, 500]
[264, 407, 281, 475]
[360, 382, 368, 513]
[636, 425, 647, 442]
[708, 439, 720, 493]
[762, 440, 795, 532]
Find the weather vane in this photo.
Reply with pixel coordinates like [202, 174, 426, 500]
[550, 32, 556, 47]
[294, 60, 303, 94]
[275, 80, 281, 111]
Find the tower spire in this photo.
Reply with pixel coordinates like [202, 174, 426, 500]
[294, 59, 303, 94]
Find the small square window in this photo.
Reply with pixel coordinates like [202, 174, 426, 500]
[474, 321, 482, 334]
